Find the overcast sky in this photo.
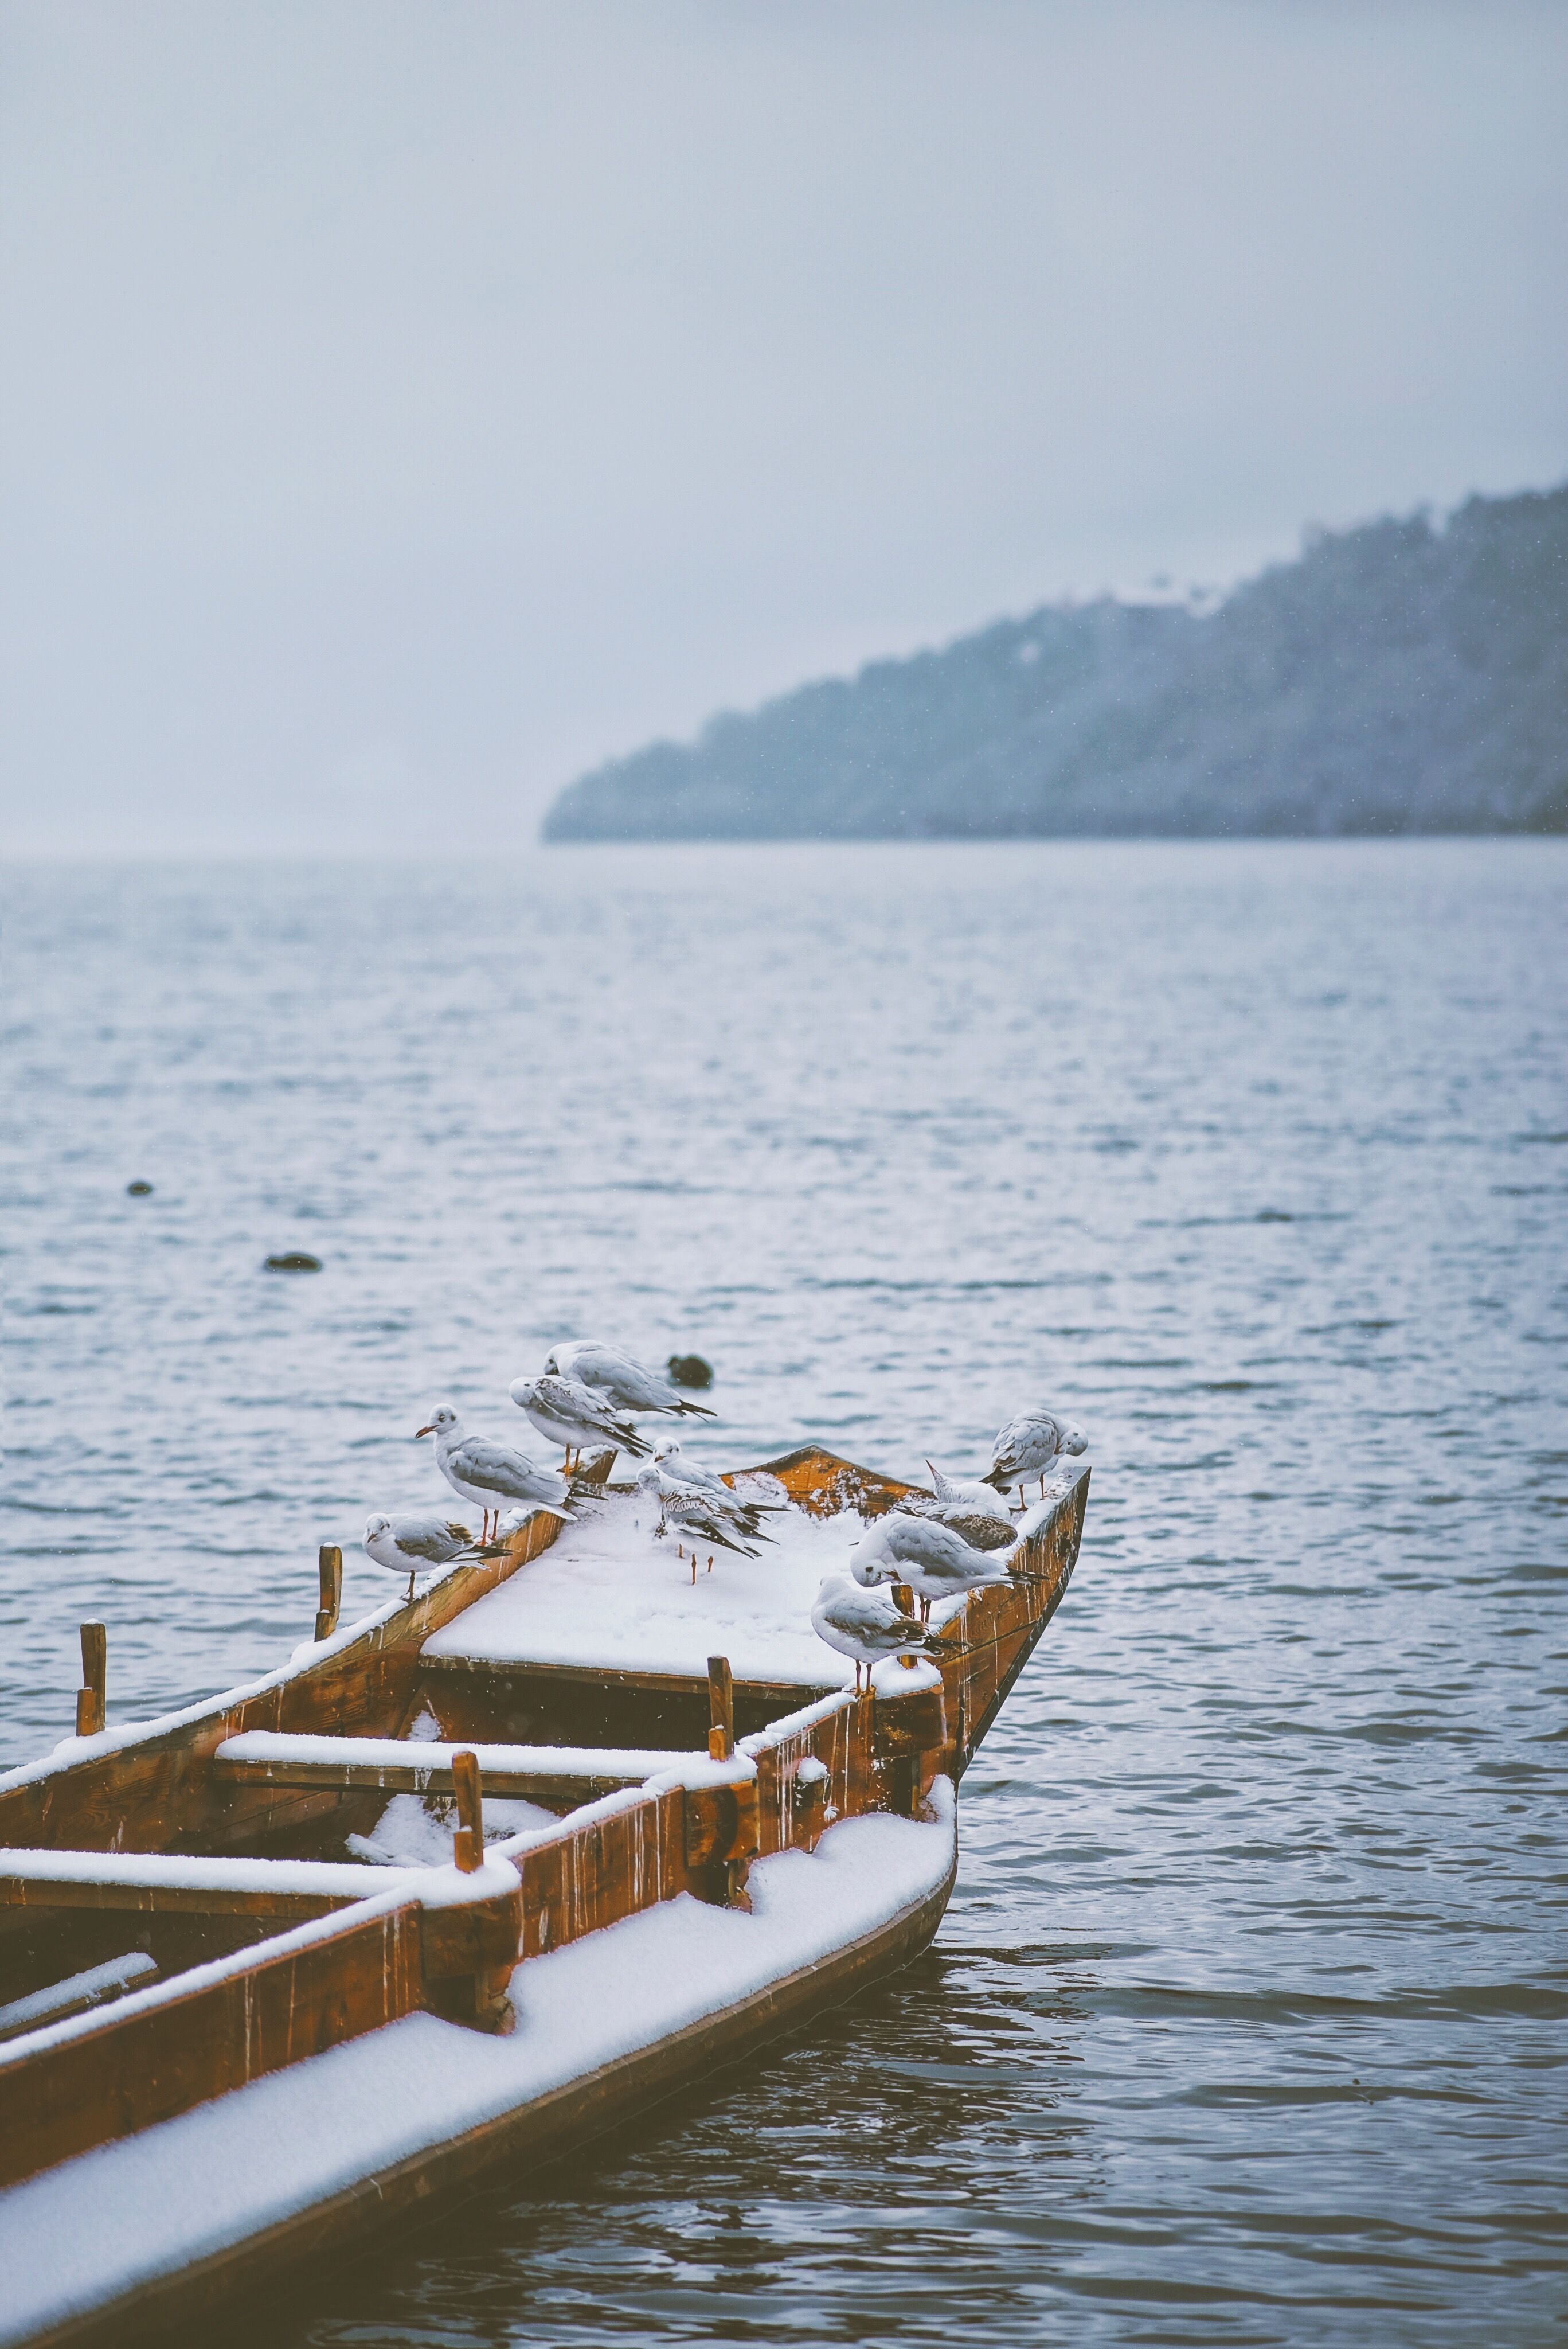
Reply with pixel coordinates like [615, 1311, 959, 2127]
[2, 1, 1565, 854]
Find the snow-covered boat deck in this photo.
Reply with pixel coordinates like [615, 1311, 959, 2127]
[422, 1489, 866, 1687]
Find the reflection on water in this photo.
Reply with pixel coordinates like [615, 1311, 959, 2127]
[3, 842, 1565, 2346]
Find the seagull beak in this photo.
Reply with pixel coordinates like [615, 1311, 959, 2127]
[415, 1425, 435, 1439]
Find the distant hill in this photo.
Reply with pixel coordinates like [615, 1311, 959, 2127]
[543, 483, 1568, 840]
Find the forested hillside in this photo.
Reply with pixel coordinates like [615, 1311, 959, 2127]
[544, 484, 1567, 839]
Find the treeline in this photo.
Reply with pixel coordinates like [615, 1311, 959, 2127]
[543, 482, 1568, 840]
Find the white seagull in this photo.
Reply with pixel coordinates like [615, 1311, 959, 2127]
[415, 1405, 575, 1542]
[650, 1439, 783, 1539]
[362, 1513, 483, 1603]
[851, 1509, 1013, 1622]
[901, 1460, 1018, 1554]
[634, 1463, 762, 1565]
[982, 1408, 1087, 1511]
[810, 1572, 946, 1694]
[509, 1372, 651, 1474]
[544, 1340, 717, 1420]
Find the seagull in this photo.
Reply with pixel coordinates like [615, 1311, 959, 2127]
[634, 1464, 761, 1572]
[851, 1510, 1013, 1622]
[362, 1513, 483, 1603]
[982, 1408, 1088, 1511]
[415, 1406, 575, 1541]
[650, 1440, 782, 1540]
[901, 1460, 1018, 1553]
[810, 1572, 947, 1694]
[544, 1340, 717, 1419]
[509, 1372, 651, 1474]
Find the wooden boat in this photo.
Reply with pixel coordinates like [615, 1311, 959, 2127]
[0, 1445, 1089, 2348]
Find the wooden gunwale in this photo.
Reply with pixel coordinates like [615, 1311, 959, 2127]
[0, 1508, 566, 1859]
[0, 1450, 1088, 2346]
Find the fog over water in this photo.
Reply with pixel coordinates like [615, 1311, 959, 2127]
[3, 841, 1563, 2343]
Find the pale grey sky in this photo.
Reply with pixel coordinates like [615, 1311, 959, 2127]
[2, 1, 1565, 853]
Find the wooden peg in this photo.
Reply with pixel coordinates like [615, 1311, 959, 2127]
[75, 1622, 106, 1737]
[314, 1544, 343, 1642]
[452, 1749, 484, 1872]
[707, 1654, 735, 1761]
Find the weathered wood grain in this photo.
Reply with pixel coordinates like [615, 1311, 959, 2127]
[707, 1656, 736, 1761]
[0, 1903, 424, 2194]
[314, 1546, 343, 1644]
[74, 1625, 106, 1741]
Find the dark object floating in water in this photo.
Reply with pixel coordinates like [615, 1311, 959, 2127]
[264, 1252, 323, 1274]
[1254, 1209, 1293, 1224]
[126, 1181, 153, 1197]
[666, 1352, 714, 1391]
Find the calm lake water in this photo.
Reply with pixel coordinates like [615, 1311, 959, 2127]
[3, 841, 1565, 2345]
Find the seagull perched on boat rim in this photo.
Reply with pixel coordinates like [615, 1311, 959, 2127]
[416, 1405, 575, 1542]
[363, 1513, 483, 1603]
[851, 1509, 1014, 1622]
[810, 1572, 947, 1695]
[545, 1340, 717, 1420]
[509, 1372, 651, 1474]
[982, 1408, 1087, 1511]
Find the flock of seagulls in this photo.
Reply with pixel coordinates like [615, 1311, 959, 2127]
[357, 1339, 1087, 1678]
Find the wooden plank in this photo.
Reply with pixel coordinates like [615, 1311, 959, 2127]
[0, 1954, 159, 2046]
[0, 1876, 374, 1922]
[870, 1682, 946, 1758]
[420, 1655, 832, 1705]
[417, 1884, 522, 1984]
[212, 1754, 650, 1802]
[682, 1780, 760, 1868]
[514, 1790, 685, 1959]
[0, 1903, 424, 2194]
[417, 1656, 835, 1757]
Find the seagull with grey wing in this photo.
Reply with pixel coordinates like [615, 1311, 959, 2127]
[851, 1509, 1013, 1623]
[416, 1404, 576, 1542]
[635, 1463, 761, 1577]
[901, 1460, 1018, 1554]
[982, 1408, 1087, 1512]
[509, 1371, 651, 1474]
[545, 1340, 717, 1420]
[362, 1513, 484, 1604]
[810, 1572, 947, 1695]
[651, 1438, 783, 1543]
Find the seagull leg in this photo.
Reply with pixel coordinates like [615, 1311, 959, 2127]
[406, 1570, 416, 1603]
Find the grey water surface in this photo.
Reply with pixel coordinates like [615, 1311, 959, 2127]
[3, 841, 1564, 2346]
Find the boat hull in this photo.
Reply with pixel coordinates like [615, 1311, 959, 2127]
[6, 1827, 956, 2349]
